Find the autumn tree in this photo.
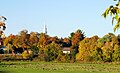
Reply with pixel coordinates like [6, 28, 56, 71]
[71, 29, 85, 45]
[48, 36, 61, 44]
[36, 33, 51, 59]
[29, 32, 39, 45]
[62, 37, 71, 47]
[3, 34, 15, 54]
[38, 33, 49, 49]
[70, 29, 85, 61]
[4, 34, 15, 46]
[14, 30, 30, 51]
[29, 32, 39, 52]
[76, 36, 99, 61]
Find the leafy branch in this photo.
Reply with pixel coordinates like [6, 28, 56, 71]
[102, 0, 120, 32]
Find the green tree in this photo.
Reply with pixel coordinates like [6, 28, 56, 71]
[101, 42, 114, 62]
[44, 42, 62, 61]
[97, 33, 120, 62]
[112, 44, 120, 61]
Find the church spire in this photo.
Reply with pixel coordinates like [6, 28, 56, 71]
[43, 23, 47, 34]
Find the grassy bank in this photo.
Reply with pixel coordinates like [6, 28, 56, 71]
[0, 62, 120, 73]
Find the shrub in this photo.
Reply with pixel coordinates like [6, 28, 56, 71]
[44, 42, 62, 61]
[0, 54, 23, 61]
[22, 50, 33, 60]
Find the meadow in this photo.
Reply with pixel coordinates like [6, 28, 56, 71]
[1, 62, 120, 73]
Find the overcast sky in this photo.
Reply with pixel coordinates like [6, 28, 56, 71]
[0, 0, 118, 38]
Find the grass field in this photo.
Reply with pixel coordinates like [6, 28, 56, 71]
[1, 62, 120, 73]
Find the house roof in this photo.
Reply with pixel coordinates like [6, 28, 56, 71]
[62, 47, 70, 51]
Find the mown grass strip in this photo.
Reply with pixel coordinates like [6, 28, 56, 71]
[1, 62, 120, 73]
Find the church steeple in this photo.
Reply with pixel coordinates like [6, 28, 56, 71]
[43, 23, 47, 34]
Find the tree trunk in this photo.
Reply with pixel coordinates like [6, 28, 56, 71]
[27, 49, 29, 54]
[12, 50, 16, 56]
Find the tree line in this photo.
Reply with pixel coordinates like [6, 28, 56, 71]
[1, 29, 85, 62]
[1, 29, 120, 62]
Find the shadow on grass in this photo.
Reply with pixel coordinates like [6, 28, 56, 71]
[0, 71, 11, 73]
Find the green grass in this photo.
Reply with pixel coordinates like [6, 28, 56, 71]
[0, 62, 120, 73]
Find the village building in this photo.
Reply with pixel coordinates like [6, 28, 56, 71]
[62, 47, 70, 54]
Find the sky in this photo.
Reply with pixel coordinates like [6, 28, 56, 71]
[0, 0, 119, 38]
